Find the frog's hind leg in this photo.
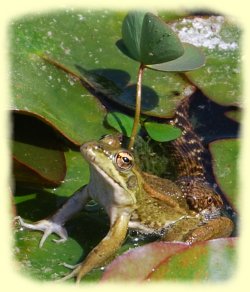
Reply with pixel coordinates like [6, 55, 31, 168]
[184, 216, 234, 244]
[162, 216, 234, 243]
[61, 212, 131, 283]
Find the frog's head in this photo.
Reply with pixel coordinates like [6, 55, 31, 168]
[80, 134, 140, 201]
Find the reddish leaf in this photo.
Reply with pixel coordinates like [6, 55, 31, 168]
[101, 242, 188, 281]
[101, 238, 237, 282]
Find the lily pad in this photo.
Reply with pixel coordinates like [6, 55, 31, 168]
[76, 63, 196, 118]
[101, 241, 187, 281]
[13, 114, 66, 187]
[209, 139, 239, 209]
[47, 149, 90, 198]
[170, 16, 241, 106]
[101, 238, 236, 281]
[10, 10, 197, 120]
[11, 51, 109, 145]
[14, 227, 83, 281]
[149, 238, 236, 280]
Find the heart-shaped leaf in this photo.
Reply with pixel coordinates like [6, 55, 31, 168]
[147, 43, 205, 72]
[121, 12, 184, 64]
[144, 121, 182, 142]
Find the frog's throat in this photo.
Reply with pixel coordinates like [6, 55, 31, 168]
[88, 163, 138, 206]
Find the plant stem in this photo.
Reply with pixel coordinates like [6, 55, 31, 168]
[128, 63, 145, 150]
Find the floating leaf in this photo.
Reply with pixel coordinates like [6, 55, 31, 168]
[76, 63, 196, 118]
[101, 242, 187, 281]
[147, 43, 205, 72]
[102, 238, 236, 281]
[10, 18, 112, 145]
[47, 149, 90, 198]
[105, 112, 139, 137]
[150, 238, 236, 280]
[209, 139, 239, 209]
[10, 11, 196, 119]
[144, 122, 182, 142]
[13, 114, 66, 187]
[170, 16, 241, 106]
[14, 227, 83, 281]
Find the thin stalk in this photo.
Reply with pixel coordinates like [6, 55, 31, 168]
[128, 63, 145, 150]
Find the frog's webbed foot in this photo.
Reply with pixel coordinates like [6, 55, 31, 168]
[56, 264, 81, 283]
[15, 216, 68, 248]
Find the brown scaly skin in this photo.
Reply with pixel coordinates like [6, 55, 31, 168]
[169, 97, 228, 217]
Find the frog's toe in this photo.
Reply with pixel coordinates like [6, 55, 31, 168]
[56, 265, 81, 282]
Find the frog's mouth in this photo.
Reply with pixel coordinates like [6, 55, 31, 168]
[80, 142, 112, 163]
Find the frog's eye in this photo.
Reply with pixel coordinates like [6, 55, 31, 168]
[114, 151, 134, 171]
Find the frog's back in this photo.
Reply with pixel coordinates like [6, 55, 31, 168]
[129, 172, 194, 233]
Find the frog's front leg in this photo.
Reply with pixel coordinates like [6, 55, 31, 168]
[15, 185, 89, 247]
[163, 216, 234, 243]
[62, 211, 131, 283]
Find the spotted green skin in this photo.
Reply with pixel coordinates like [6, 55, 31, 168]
[15, 134, 234, 282]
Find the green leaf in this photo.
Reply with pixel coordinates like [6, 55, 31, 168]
[150, 239, 236, 280]
[225, 110, 241, 123]
[147, 43, 205, 72]
[121, 12, 184, 64]
[170, 16, 241, 106]
[101, 242, 187, 281]
[10, 11, 195, 120]
[47, 149, 90, 197]
[144, 122, 182, 142]
[106, 112, 139, 137]
[10, 20, 112, 145]
[209, 139, 239, 209]
[101, 239, 236, 281]
[13, 114, 66, 187]
[76, 61, 196, 118]
[121, 11, 145, 62]
[140, 13, 184, 64]
[14, 227, 83, 281]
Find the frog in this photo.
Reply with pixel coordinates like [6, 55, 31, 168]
[15, 133, 234, 283]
